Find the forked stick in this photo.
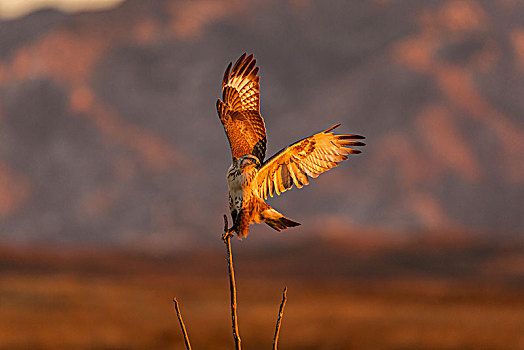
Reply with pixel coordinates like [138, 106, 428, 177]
[272, 287, 288, 350]
[223, 215, 242, 350]
[173, 216, 288, 350]
[172, 298, 192, 350]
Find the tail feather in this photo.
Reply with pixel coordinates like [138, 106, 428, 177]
[261, 207, 301, 232]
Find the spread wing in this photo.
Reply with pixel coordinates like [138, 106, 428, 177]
[255, 124, 365, 200]
[216, 53, 267, 163]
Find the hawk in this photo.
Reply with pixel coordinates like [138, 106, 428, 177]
[217, 53, 365, 238]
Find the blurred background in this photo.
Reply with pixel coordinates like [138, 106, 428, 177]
[0, 0, 523, 349]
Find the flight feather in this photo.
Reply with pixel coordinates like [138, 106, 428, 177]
[216, 53, 267, 163]
[254, 124, 365, 200]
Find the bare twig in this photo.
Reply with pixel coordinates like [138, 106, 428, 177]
[172, 298, 192, 350]
[272, 287, 288, 350]
[223, 214, 242, 350]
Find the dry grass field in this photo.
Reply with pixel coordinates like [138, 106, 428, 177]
[1, 235, 523, 350]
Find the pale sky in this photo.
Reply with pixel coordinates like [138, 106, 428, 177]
[0, 0, 124, 19]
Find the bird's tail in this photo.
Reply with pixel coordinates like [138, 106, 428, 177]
[260, 206, 301, 232]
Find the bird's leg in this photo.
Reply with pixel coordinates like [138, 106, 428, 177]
[222, 225, 236, 240]
[222, 231, 234, 241]
[222, 215, 236, 240]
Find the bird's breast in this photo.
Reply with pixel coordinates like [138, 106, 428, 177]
[227, 165, 243, 192]
[227, 165, 258, 203]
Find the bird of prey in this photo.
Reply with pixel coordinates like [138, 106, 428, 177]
[217, 53, 365, 238]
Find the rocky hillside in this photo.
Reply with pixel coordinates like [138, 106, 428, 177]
[0, 0, 522, 248]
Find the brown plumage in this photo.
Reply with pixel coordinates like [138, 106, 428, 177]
[217, 53, 365, 238]
[216, 53, 266, 163]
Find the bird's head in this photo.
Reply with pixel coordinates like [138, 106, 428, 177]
[239, 155, 260, 169]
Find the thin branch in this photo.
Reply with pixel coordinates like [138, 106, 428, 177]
[272, 287, 288, 350]
[172, 298, 192, 350]
[223, 214, 242, 350]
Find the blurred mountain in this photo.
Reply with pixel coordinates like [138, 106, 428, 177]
[0, 0, 522, 249]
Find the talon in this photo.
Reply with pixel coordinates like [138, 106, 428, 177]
[222, 230, 234, 241]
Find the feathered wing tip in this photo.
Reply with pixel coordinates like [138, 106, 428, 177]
[335, 134, 366, 154]
[323, 123, 341, 133]
[255, 124, 366, 200]
[324, 123, 366, 140]
[325, 123, 366, 155]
